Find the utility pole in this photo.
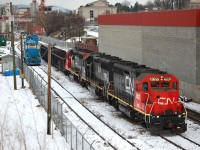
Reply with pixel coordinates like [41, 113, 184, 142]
[47, 43, 51, 135]
[79, 29, 80, 42]
[10, 2, 17, 90]
[20, 33, 25, 88]
[65, 28, 66, 41]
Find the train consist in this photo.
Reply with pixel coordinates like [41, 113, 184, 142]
[40, 44, 187, 133]
[24, 34, 41, 65]
[0, 36, 7, 46]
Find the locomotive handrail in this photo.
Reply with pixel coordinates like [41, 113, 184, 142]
[149, 102, 156, 124]
[180, 100, 188, 120]
[144, 93, 150, 123]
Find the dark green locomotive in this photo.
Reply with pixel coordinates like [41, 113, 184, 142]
[0, 37, 7, 46]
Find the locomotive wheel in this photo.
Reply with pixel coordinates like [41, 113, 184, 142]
[73, 74, 78, 82]
[103, 96, 108, 101]
[85, 82, 89, 90]
[112, 99, 119, 110]
[64, 70, 69, 76]
[80, 80, 85, 87]
[95, 88, 100, 96]
[108, 96, 112, 105]
[129, 109, 136, 120]
[95, 88, 102, 97]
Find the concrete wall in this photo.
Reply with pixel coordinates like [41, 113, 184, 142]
[99, 25, 200, 103]
[142, 26, 197, 84]
[99, 26, 143, 64]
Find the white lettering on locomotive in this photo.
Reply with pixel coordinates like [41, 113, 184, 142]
[158, 97, 175, 105]
[136, 93, 141, 99]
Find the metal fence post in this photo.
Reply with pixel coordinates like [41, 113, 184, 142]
[71, 123, 72, 148]
[76, 130, 78, 150]
[82, 130, 88, 150]
[90, 140, 95, 150]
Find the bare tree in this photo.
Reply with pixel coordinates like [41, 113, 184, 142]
[153, 0, 191, 10]
[145, 0, 155, 10]
[33, 11, 84, 38]
[121, 0, 131, 7]
[174, 0, 191, 9]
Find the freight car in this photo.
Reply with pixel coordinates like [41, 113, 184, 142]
[40, 44, 67, 72]
[24, 34, 41, 65]
[40, 43, 187, 133]
[75, 37, 98, 52]
[0, 36, 7, 46]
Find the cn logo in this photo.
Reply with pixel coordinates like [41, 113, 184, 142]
[158, 97, 174, 105]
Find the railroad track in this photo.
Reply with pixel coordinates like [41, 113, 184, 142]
[39, 64, 200, 150]
[177, 133, 200, 147]
[157, 108, 200, 150]
[159, 133, 200, 150]
[14, 46, 121, 150]
[39, 63, 200, 150]
[16, 42, 200, 150]
[30, 65, 118, 150]
[158, 134, 186, 150]
[38, 65, 140, 150]
[187, 108, 200, 125]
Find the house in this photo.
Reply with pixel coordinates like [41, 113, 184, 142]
[1, 54, 20, 75]
[28, 25, 45, 36]
[78, 0, 117, 21]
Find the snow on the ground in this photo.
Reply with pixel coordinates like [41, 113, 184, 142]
[32, 65, 135, 150]
[8, 41, 200, 150]
[84, 26, 98, 38]
[0, 74, 70, 150]
[43, 64, 200, 150]
[185, 102, 200, 113]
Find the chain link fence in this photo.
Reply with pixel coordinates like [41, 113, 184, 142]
[23, 64, 108, 150]
[39, 36, 74, 50]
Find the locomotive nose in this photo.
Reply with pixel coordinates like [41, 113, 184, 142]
[151, 89, 177, 103]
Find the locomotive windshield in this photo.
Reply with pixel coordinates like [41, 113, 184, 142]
[150, 81, 170, 88]
[142, 75, 179, 91]
[161, 81, 170, 87]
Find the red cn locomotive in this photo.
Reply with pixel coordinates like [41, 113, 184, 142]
[134, 73, 187, 131]
[40, 44, 187, 133]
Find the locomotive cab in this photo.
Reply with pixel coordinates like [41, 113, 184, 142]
[134, 73, 187, 132]
[24, 39, 41, 66]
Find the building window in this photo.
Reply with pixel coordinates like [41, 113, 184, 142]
[90, 10, 94, 18]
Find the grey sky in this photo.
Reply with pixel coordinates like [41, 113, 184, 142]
[2, 0, 150, 10]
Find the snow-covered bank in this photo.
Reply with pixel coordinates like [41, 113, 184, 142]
[0, 74, 69, 149]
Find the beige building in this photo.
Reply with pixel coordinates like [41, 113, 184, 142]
[78, 0, 117, 21]
[189, 0, 200, 8]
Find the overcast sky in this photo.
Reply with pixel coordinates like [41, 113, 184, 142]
[2, 0, 150, 10]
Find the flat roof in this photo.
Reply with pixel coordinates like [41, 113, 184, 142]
[98, 9, 200, 27]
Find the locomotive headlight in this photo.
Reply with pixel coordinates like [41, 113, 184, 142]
[164, 77, 171, 81]
[156, 115, 160, 118]
[178, 115, 181, 118]
[150, 77, 160, 81]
